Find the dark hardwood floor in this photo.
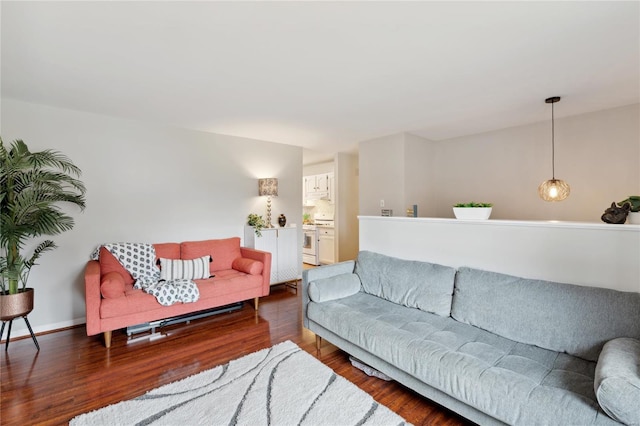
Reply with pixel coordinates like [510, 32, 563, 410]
[1, 283, 471, 426]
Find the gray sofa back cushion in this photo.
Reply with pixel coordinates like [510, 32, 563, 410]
[354, 251, 456, 317]
[451, 267, 640, 361]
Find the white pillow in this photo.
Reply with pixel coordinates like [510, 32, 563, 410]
[159, 256, 211, 280]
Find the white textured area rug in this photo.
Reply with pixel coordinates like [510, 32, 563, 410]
[70, 340, 410, 426]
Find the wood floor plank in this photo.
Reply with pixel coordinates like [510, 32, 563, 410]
[0, 284, 472, 426]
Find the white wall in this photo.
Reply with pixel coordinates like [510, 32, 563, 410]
[359, 132, 438, 218]
[358, 133, 407, 216]
[404, 133, 437, 217]
[433, 104, 640, 221]
[1, 98, 302, 337]
[303, 162, 334, 176]
[360, 216, 640, 293]
[359, 104, 640, 222]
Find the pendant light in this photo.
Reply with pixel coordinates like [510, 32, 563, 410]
[538, 96, 570, 201]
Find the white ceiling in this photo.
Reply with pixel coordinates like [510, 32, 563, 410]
[2, 1, 638, 165]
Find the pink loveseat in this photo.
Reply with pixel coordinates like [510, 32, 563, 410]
[85, 237, 271, 348]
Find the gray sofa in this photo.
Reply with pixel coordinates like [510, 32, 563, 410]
[302, 251, 640, 426]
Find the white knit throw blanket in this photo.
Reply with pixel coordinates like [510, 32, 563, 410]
[91, 243, 199, 306]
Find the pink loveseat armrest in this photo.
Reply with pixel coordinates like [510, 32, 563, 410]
[240, 247, 272, 296]
[84, 260, 102, 336]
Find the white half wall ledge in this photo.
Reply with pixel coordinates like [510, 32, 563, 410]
[358, 216, 640, 293]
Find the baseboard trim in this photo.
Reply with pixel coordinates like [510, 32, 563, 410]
[0, 317, 86, 342]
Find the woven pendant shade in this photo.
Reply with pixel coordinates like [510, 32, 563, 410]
[538, 178, 570, 201]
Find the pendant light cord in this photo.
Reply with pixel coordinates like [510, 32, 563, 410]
[551, 101, 555, 180]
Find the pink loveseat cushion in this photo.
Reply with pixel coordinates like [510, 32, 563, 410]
[181, 238, 241, 273]
[99, 247, 134, 286]
[100, 273, 263, 319]
[232, 258, 264, 275]
[154, 242, 180, 259]
[100, 272, 126, 299]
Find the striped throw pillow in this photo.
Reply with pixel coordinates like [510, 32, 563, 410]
[159, 256, 211, 280]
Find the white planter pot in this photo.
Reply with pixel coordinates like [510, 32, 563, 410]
[628, 211, 640, 224]
[453, 207, 492, 220]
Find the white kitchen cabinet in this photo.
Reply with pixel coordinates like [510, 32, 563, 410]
[303, 172, 334, 203]
[315, 174, 329, 195]
[318, 227, 335, 265]
[327, 173, 335, 204]
[303, 176, 319, 196]
[244, 226, 301, 285]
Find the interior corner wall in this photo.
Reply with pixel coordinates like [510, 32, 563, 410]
[433, 103, 640, 221]
[335, 152, 359, 261]
[358, 133, 406, 216]
[404, 133, 437, 217]
[359, 132, 436, 218]
[1, 98, 303, 337]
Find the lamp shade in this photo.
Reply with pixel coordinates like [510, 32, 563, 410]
[258, 178, 278, 197]
[538, 178, 570, 201]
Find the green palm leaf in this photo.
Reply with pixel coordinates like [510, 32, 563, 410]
[0, 138, 86, 294]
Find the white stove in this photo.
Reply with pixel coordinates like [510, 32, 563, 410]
[302, 212, 334, 265]
[302, 225, 319, 265]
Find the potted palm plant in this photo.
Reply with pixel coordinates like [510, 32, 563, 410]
[0, 138, 86, 345]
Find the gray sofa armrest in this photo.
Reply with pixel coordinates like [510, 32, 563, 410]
[594, 337, 640, 425]
[302, 260, 356, 328]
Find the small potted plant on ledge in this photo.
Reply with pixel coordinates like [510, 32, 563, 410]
[618, 196, 640, 224]
[453, 202, 493, 220]
[0, 138, 86, 349]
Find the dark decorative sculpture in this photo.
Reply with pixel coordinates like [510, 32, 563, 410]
[278, 214, 287, 227]
[601, 202, 630, 224]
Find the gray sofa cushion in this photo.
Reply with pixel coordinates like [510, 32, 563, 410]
[308, 273, 361, 303]
[307, 293, 618, 425]
[302, 261, 356, 329]
[354, 251, 456, 316]
[595, 337, 640, 425]
[451, 267, 640, 362]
